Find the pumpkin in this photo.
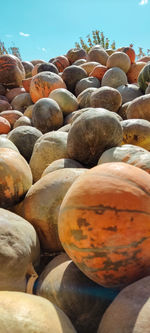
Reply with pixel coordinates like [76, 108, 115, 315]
[61, 65, 87, 93]
[58, 162, 150, 289]
[7, 126, 42, 162]
[87, 47, 108, 65]
[29, 131, 68, 182]
[30, 71, 66, 103]
[22, 61, 34, 78]
[117, 83, 143, 104]
[0, 110, 23, 128]
[36, 253, 119, 333]
[22, 77, 32, 92]
[98, 144, 150, 174]
[0, 208, 40, 291]
[13, 115, 32, 128]
[75, 77, 100, 96]
[0, 116, 11, 134]
[98, 276, 150, 333]
[0, 148, 32, 208]
[118, 101, 131, 120]
[66, 48, 87, 64]
[0, 136, 19, 152]
[106, 52, 131, 73]
[49, 88, 79, 115]
[126, 94, 150, 121]
[24, 104, 34, 119]
[73, 59, 87, 66]
[90, 86, 122, 112]
[101, 67, 128, 88]
[32, 98, 63, 133]
[121, 118, 150, 150]
[37, 62, 59, 74]
[42, 158, 84, 177]
[122, 46, 136, 64]
[0, 291, 76, 332]
[0, 54, 25, 88]
[31, 63, 41, 76]
[80, 61, 100, 75]
[11, 93, 33, 113]
[57, 123, 71, 132]
[0, 99, 12, 111]
[5, 87, 26, 102]
[138, 62, 150, 92]
[89, 64, 108, 81]
[67, 108, 123, 167]
[49, 55, 70, 72]
[15, 168, 86, 252]
[127, 61, 145, 83]
[77, 87, 97, 109]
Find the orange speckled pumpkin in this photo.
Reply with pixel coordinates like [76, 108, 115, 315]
[89, 65, 108, 81]
[0, 148, 32, 208]
[58, 162, 150, 289]
[30, 71, 66, 103]
[0, 116, 11, 134]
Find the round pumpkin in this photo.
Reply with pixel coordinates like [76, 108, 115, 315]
[49, 88, 79, 115]
[0, 136, 19, 152]
[0, 99, 12, 111]
[13, 115, 32, 128]
[15, 168, 86, 252]
[11, 93, 33, 113]
[66, 48, 87, 64]
[90, 86, 122, 112]
[89, 64, 108, 81]
[22, 77, 32, 92]
[117, 83, 143, 104]
[106, 51, 131, 73]
[138, 62, 150, 92]
[0, 54, 25, 88]
[122, 46, 136, 64]
[5, 87, 26, 102]
[0, 148, 32, 208]
[22, 61, 34, 78]
[0, 110, 23, 128]
[87, 47, 108, 65]
[61, 65, 87, 93]
[80, 61, 100, 75]
[49, 55, 70, 72]
[127, 61, 146, 84]
[75, 76, 100, 96]
[97, 276, 150, 333]
[77, 87, 97, 109]
[58, 162, 150, 289]
[32, 97, 63, 133]
[67, 108, 123, 167]
[37, 62, 59, 74]
[0, 291, 76, 333]
[36, 253, 119, 333]
[30, 71, 66, 103]
[126, 94, 150, 121]
[101, 67, 128, 88]
[0, 116, 11, 134]
[0, 208, 40, 291]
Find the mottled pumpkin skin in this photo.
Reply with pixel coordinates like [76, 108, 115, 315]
[58, 162, 150, 289]
[0, 54, 25, 88]
[0, 148, 32, 208]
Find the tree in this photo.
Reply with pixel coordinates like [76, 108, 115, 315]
[0, 40, 21, 60]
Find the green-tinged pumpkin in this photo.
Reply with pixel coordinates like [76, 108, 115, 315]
[138, 62, 150, 92]
[58, 162, 150, 289]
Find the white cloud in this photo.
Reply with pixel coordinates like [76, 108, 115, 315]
[42, 48, 47, 52]
[139, 0, 148, 5]
[19, 32, 30, 37]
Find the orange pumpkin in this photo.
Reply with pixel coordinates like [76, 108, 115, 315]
[58, 162, 150, 289]
[30, 71, 66, 103]
[89, 64, 108, 81]
[50, 55, 70, 72]
[0, 148, 32, 208]
[127, 62, 146, 83]
[122, 47, 136, 64]
[0, 116, 11, 134]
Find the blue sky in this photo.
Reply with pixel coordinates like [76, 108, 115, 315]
[0, 0, 149, 62]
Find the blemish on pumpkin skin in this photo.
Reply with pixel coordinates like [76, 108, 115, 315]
[71, 229, 88, 241]
[77, 217, 90, 228]
[102, 226, 118, 232]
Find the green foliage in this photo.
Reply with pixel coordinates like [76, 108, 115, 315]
[75, 30, 150, 60]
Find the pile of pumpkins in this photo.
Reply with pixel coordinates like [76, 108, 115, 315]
[1, 45, 150, 332]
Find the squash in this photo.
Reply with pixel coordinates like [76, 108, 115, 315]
[0, 148, 32, 208]
[87, 47, 108, 65]
[0, 110, 23, 128]
[80, 61, 99, 75]
[101, 67, 128, 88]
[29, 131, 68, 182]
[122, 46, 136, 64]
[13, 115, 32, 128]
[98, 144, 150, 174]
[0, 116, 11, 134]
[0, 208, 40, 291]
[5, 87, 26, 102]
[77, 87, 97, 109]
[126, 94, 150, 121]
[49, 88, 79, 115]
[58, 162, 150, 289]
[0, 54, 25, 88]
[0, 99, 12, 111]
[11, 92, 33, 113]
[67, 108, 123, 167]
[37, 62, 59, 74]
[49, 55, 70, 72]
[61, 65, 87, 93]
[117, 84, 143, 104]
[90, 86, 122, 112]
[0, 291, 76, 332]
[106, 51, 131, 73]
[30, 71, 66, 103]
[89, 64, 108, 81]
[66, 48, 87, 64]
[127, 62, 146, 83]
[32, 98, 63, 133]
[7, 126, 42, 162]
[22, 77, 32, 92]
[75, 77, 100, 96]
[15, 168, 86, 252]
[138, 62, 150, 92]
[0, 136, 19, 152]
[98, 276, 150, 333]
[36, 253, 119, 333]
